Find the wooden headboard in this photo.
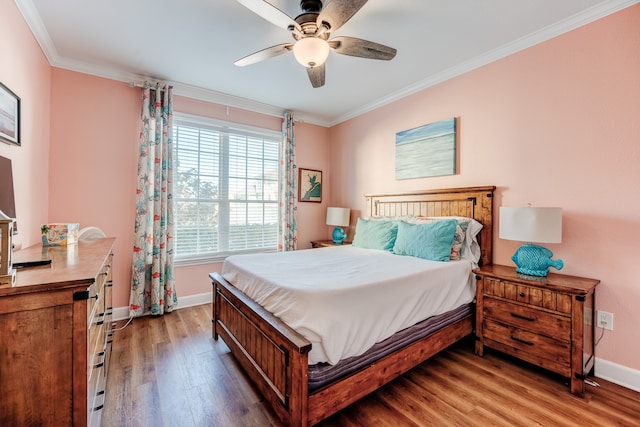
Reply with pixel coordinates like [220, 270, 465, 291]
[365, 186, 496, 266]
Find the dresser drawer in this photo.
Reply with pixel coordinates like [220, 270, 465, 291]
[88, 358, 106, 427]
[483, 277, 572, 314]
[484, 319, 571, 374]
[88, 278, 107, 360]
[89, 314, 107, 364]
[483, 297, 571, 341]
[87, 263, 110, 321]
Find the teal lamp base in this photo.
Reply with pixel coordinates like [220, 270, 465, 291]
[332, 227, 346, 244]
[512, 243, 564, 277]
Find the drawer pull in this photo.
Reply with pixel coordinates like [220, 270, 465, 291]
[510, 312, 535, 322]
[510, 335, 534, 346]
[94, 351, 106, 368]
[519, 292, 526, 298]
[93, 404, 104, 412]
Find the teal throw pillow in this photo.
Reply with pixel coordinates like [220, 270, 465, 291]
[393, 219, 458, 261]
[352, 218, 398, 251]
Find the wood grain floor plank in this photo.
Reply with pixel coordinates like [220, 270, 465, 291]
[103, 304, 640, 427]
[443, 350, 622, 427]
[431, 353, 578, 427]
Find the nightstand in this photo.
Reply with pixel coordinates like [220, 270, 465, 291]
[474, 265, 599, 396]
[310, 240, 352, 248]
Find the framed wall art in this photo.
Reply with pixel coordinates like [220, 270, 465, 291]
[395, 117, 457, 180]
[0, 82, 20, 146]
[298, 168, 322, 202]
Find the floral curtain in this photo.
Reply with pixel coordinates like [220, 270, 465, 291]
[278, 112, 297, 251]
[129, 84, 178, 317]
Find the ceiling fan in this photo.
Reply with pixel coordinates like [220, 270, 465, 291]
[234, 0, 397, 88]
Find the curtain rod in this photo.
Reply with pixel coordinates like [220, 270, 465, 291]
[130, 81, 299, 120]
[128, 80, 171, 89]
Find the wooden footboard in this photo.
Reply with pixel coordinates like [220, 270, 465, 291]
[306, 315, 473, 425]
[212, 272, 312, 426]
[212, 272, 473, 426]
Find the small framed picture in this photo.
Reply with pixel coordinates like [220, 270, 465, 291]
[0, 82, 20, 146]
[298, 168, 322, 202]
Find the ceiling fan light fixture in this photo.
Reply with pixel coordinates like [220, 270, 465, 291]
[293, 37, 330, 68]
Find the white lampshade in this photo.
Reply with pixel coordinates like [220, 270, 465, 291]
[499, 206, 562, 244]
[293, 37, 330, 68]
[326, 207, 350, 227]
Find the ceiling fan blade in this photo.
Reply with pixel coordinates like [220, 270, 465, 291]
[330, 36, 397, 60]
[317, 0, 367, 32]
[236, 0, 301, 32]
[306, 64, 325, 88]
[234, 43, 293, 67]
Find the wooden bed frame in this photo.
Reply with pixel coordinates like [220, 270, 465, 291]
[210, 186, 495, 426]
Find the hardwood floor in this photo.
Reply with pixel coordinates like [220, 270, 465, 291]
[103, 304, 640, 426]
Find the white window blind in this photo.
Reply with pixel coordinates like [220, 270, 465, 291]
[172, 114, 280, 262]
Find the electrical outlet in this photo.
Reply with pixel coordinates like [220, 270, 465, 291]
[597, 310, 613, 331]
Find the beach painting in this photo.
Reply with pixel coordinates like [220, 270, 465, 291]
[395, 117, 456, 180]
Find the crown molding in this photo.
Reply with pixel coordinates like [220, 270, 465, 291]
[47, 55, 288, 121]
[16, 0, 638, 128]
[328, 0, 639, 126]
[48, 55, 289, 121]
[14, 1, 287, 121]
[14, 0, 59, 65]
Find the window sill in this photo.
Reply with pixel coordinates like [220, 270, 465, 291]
[174, 248, 278, 268]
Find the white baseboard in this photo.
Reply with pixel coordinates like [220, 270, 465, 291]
[595, 357, 640, 393]
[112, 292, 213, 321]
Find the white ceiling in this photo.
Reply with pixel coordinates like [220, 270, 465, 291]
[16, 0, 635, 126]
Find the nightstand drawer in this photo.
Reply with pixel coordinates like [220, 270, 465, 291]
[483, 277, 572, 314]
[483, 297, 571, 341]
[484, 319, 571, 371]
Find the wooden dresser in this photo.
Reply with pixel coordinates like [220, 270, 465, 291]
[0, 238, 115, 426]
[474, 265, 599, 396]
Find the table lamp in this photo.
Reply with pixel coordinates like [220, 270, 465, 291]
[499, 206, 564, 277]
[326, 207, 350, 244]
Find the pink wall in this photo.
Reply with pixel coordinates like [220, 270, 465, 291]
[49, 69, 140, 311]
[329, 5, 640, 370]
[293, 121, 332, 246]
[0, 0, 50, 248]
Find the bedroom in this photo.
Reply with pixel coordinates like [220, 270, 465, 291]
[0, 0, 639, 425]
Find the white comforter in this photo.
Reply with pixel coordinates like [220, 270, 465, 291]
[221, 245, 475, 365]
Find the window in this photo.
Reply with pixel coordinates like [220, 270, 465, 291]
[172, 113, 280, 263]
